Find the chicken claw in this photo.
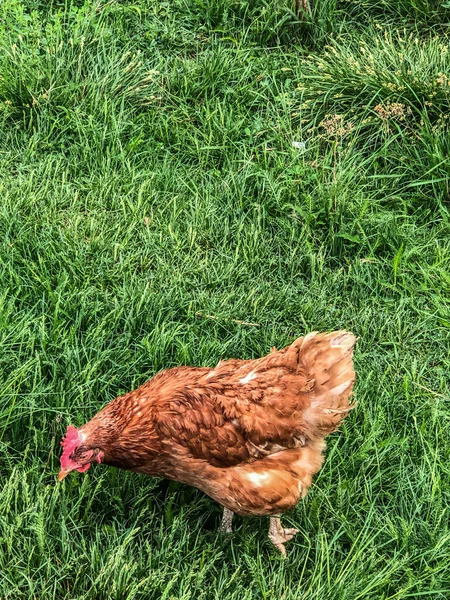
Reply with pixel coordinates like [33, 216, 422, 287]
[268, 517, 299, 556]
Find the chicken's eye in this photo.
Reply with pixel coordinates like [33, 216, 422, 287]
[76, 451, 89, 461]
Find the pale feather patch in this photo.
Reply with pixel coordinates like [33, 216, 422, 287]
[329, 381, 352, 396]
[240, 371, 256, 384]
[323, 406, 354, 414]
[330, 331, 355, 349]
[244, 472, 270, 486]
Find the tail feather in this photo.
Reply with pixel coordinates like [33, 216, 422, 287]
[300, 331, 356, 437]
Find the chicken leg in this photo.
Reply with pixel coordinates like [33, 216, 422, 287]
[220, 507, 234, 533]
[268, 517, 298, 556]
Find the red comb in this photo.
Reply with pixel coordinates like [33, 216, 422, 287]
[60, 425, 81, 469]
[61, 425, 79, 448]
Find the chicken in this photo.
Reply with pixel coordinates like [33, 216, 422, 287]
[58, 330, 356, 555]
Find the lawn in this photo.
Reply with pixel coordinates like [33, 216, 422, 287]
[1, 0, 450, 598]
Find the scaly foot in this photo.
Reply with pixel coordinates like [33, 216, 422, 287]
[268, 517, 299, 556]
[220, 507, 234, 534]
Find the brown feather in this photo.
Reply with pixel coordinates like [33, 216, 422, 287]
[73, 331, 356, 516]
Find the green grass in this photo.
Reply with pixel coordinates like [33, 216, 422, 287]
[1, 0, 450, 597]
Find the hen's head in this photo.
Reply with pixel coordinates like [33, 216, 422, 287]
[58, 425, 104, 481]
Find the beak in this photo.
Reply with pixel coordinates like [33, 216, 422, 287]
[58, 469, 70, 482]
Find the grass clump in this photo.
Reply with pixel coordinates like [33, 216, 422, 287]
[1, 1, 450, 599]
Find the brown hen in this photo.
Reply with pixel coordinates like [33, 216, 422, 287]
[58, 331, 356, 555]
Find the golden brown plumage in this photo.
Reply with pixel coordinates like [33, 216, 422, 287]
[59, 331, 356, 555]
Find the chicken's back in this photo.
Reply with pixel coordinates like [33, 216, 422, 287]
[190, 330, 356, 453]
